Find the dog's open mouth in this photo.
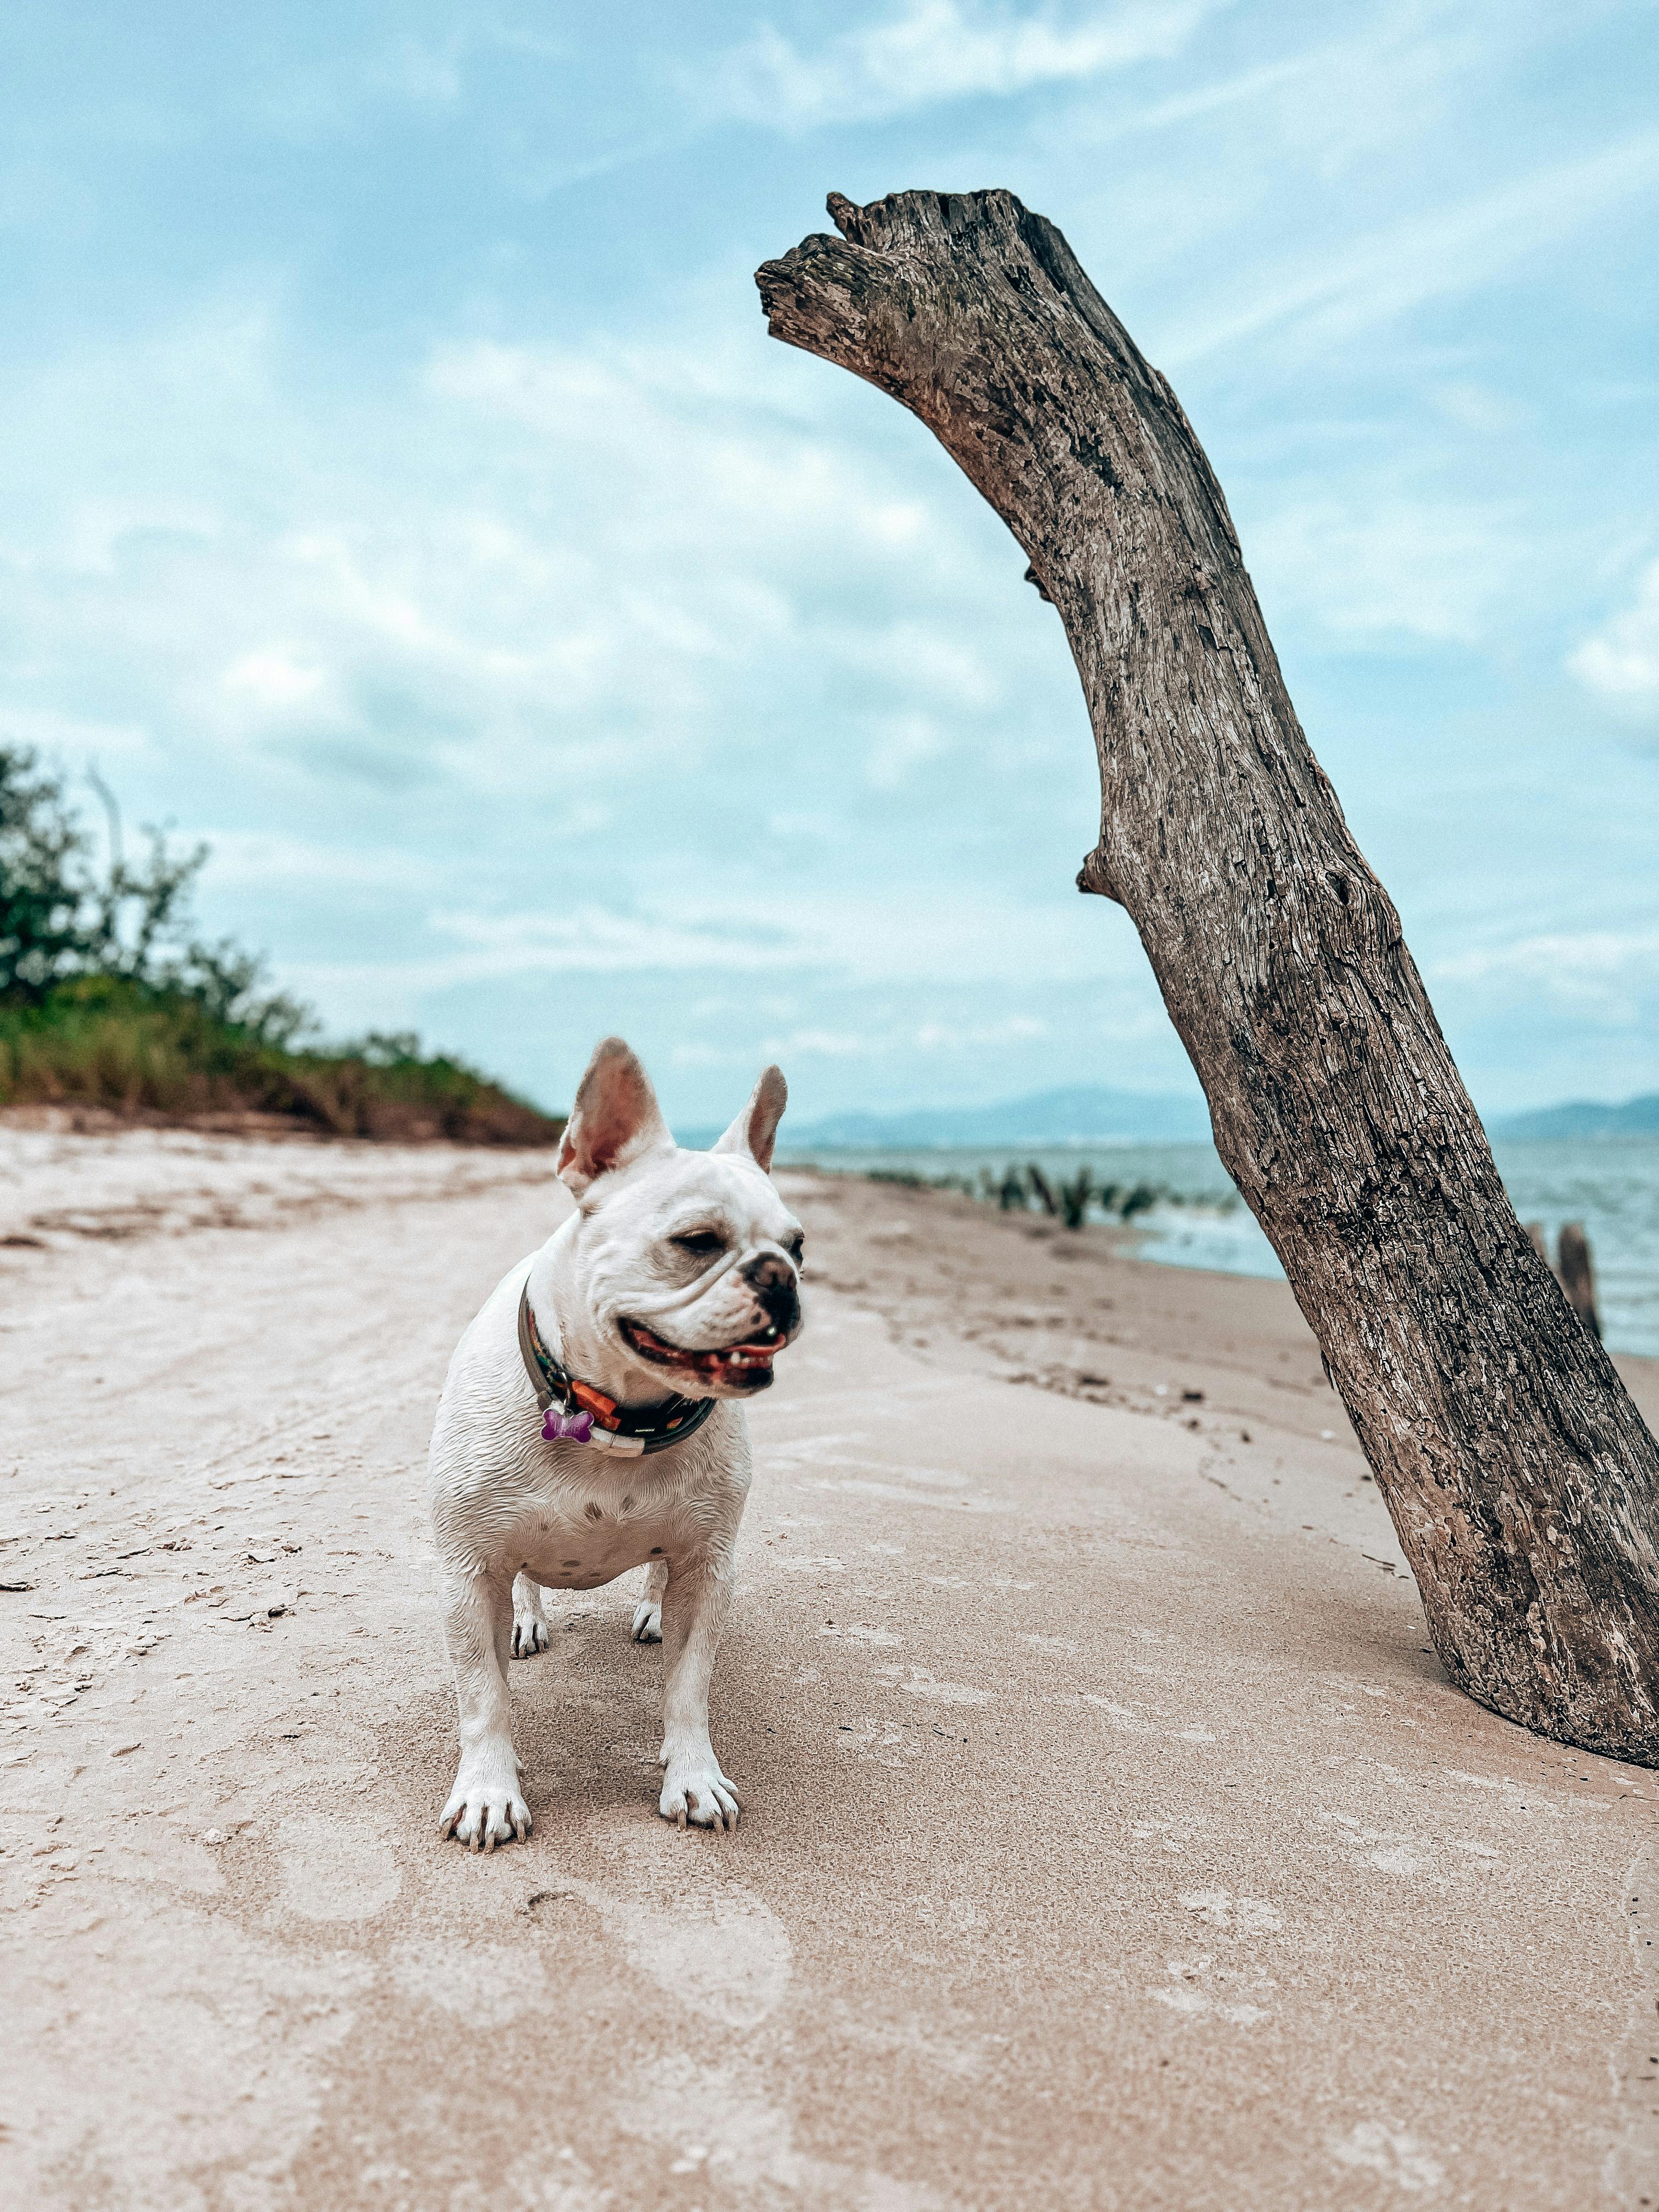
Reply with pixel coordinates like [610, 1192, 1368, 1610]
[619, 1316, 783, 1387]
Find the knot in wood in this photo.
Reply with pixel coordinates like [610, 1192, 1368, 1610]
[1075, 849, 1121, 902]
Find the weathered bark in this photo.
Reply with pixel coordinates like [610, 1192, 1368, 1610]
[756, 189, 1659, 1763]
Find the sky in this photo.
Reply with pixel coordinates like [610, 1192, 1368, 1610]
[2, 0, 1657, 1128]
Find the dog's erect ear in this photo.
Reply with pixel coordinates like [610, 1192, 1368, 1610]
[712, 1065, 788, 1175]
[557, 1037, 673, 1194]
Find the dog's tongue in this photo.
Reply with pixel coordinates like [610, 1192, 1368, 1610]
[683, 1340, 775, 1375]
[629, 1319, 775, 1375]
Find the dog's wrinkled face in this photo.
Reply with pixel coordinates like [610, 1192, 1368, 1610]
[573, 1148, 804, 1396]
[556, 1039, 804, 1398]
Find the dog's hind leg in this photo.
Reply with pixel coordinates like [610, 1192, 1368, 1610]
[630, 1557, 667, 1644]
[511, 1570, 554, 1657]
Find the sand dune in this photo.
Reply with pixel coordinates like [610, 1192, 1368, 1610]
[2, 1122, 1655, 2208]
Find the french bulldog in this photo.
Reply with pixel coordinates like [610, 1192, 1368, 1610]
[427, 1037, 804, 1848]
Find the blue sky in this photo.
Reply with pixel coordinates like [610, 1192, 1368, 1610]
[3, 1, 1657, 1125]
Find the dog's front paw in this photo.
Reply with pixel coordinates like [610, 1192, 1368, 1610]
[630, 1599, 662, 1643]
[438, 1762, 532, 1852]
[659, 1756, 740, 1832]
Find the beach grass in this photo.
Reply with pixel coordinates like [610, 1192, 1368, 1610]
[0, 977, 561, 1145]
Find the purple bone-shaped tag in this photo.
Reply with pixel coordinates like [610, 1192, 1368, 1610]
[542, 1406, 594, 1443]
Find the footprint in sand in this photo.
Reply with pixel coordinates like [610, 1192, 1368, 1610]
[623, 2050, 946, 2208]
[878, 1664, 992, 1707]
[276, 1812, 400, 1923]
[388, 1938, 550, 2024]
[571, 1812, 793, 2028]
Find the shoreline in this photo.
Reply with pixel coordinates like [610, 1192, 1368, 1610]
[775, 1165, 1659, 1443]
[780, 1132, 1659, 1360]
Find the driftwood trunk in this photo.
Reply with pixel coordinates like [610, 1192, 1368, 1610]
[757, 189, 1659, 1764]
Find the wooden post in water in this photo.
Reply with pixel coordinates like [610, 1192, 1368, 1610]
[1026, 1164, 1059, 1217]
[1558, 1223, 1601, 1342]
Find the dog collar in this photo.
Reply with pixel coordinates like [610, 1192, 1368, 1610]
[516, 1285, 716, 1458]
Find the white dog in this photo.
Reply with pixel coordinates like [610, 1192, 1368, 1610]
[427, 1037, 803, 1848]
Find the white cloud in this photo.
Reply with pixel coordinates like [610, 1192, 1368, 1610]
[1431, 930, 1659, 1025]
[252, 882, 1154, 1073]
[368, 35, 469, 108]
[846, 624, 1000, 714]
[0, 297, 1058, 815]
[1078, 0, 1519, 178]
[1164, 127, 1659, 367]
[708, 0, 1212, 129]
[423, 904, 809, 978]
[1430, 381, 1532, 437]
[759, 1027, 875, 1058]
[256, 25, 484, 137]
[916, 1014, 1047, 1048]
[1245, 495, 1539, 646]
[222, 648, 328, 711]
[199, 832, 439, 894]
[0, 704, 155, 768]
[1569, 560, 1659, 713]
[863, 710, 955, 791]
[407, 885, 1137, 991]
[0, 272, 1118, 1115]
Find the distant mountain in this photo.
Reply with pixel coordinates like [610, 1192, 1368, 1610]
[682, 1084, 1659, 1152]
[1492, 1094, 1659, 1142]
[746, 1083, 1214, 1151]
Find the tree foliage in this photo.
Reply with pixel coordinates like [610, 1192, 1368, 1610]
[0, 743, 306, 1041]
[0, 747, 560, 1144]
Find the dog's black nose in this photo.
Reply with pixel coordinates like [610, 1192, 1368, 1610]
[743, 1251, 800, 1333]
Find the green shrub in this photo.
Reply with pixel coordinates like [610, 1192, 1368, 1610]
[0, 752, 561, 1146]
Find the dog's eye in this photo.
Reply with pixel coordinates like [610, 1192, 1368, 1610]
[672, 1230, 726, 1259]
[785, 1233, 805, 1262]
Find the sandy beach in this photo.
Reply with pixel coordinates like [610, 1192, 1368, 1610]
[2, 1117, 1656, 2210]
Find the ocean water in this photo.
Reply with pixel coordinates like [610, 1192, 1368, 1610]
[776, 1134, 1659, 1362]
